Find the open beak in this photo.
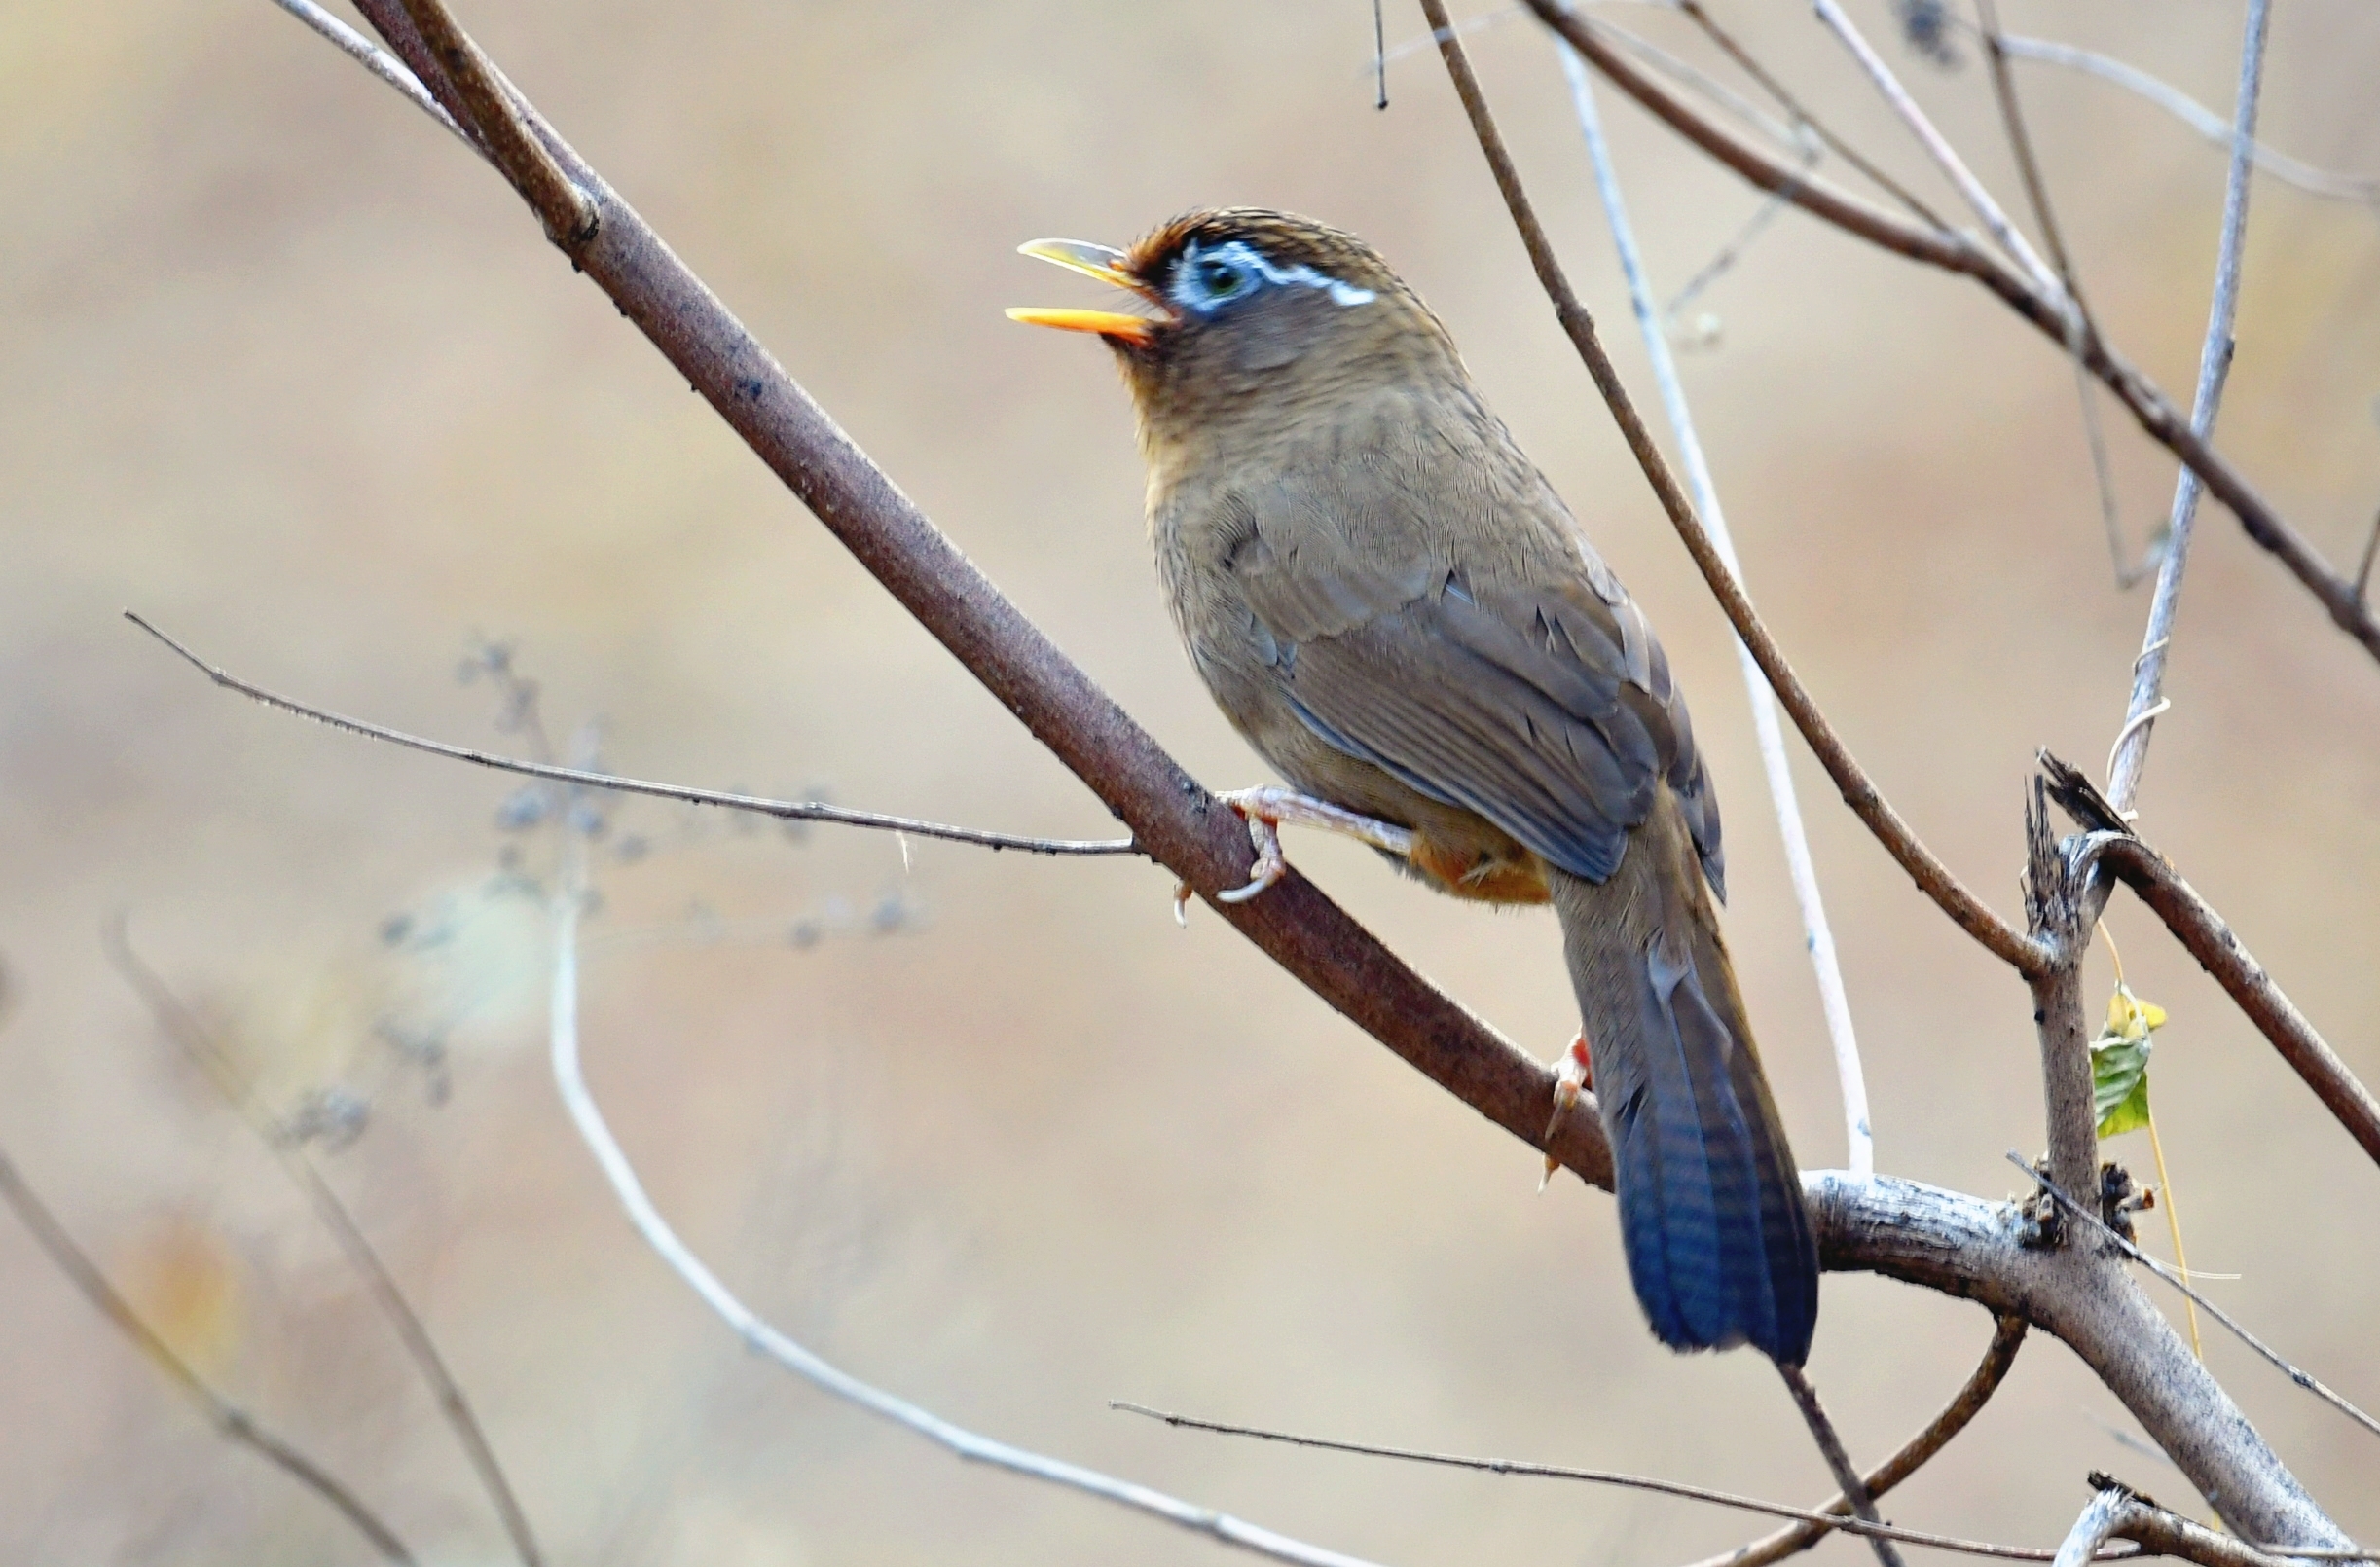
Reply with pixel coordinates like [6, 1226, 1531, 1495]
[1007, 237, 1165, 346]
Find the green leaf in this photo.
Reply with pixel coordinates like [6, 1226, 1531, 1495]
[2092, 1032, 2153, 1138]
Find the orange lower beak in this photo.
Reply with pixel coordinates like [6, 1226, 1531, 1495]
[1009, 237, 1166, 346]
[1005, 306, 1156, 344]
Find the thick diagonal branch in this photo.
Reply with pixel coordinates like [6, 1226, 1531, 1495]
[341, 0, 1616, 1192]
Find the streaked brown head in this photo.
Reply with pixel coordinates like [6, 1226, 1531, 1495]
[1009, 208, 1461, 438]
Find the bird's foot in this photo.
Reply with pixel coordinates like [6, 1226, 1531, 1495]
[1176, 786, 1415, 924]
[1539, 1032, 1593, 1190]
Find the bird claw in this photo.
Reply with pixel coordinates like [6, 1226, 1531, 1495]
[1172, 786, 1412, 921]
[1214, 808, 1288, 904]
[1539, 1033, 1594, 1190]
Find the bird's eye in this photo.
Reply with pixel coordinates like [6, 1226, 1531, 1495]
[1196, 257, 1245, 299]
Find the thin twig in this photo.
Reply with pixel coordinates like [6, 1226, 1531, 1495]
[2140, 1109, 2203, 1360]
[1424, 0, 2049, 976]
[1592, 16, 1812, 154]
[1975, 0, 2138, 591]
[1808, 0, 2067, 302]
[126, 613, 1140, 859]
[2105, 0, 2268, 813]
[2006, 1153, 2380, 1442]
[0, 1148, 416, 1563]
[1776, 1363, 1907, 1567]
[1520, 0, 2380, 667]
[1373, 0, 1388, 109]
[2355, 505, 2380, 605]
[1683, 1317, 2028, 1567]
[103, 918, 544, 1567]
[542, 843, 1385, 1567]
[1673, 0, 1949, 228]
[1664, 162, 1812, 328]
[390, 0, 592, 245]
[2096, 834, 2380, 1167]
[2037, 752, 2380, 1171]
[1557, 46, 1870, 1174]
[1109, 1399, 2125, 1562]
[1997, 36, 2380, 210]
[265, 0, 482, 154]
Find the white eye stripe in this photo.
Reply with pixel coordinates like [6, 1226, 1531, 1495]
[1175, 238, 1376, 310]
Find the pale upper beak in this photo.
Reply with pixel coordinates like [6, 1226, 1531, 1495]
[1007, 238, 1166, 345]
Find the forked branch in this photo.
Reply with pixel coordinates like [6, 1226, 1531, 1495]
[2039, 754, 2380, 1169]
[1683, 1316, 2028, 1567]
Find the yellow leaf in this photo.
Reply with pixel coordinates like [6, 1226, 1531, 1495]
[2105, 982, 2166, 1041]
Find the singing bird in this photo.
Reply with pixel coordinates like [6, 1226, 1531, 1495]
[1011, 209, 1818, 1367]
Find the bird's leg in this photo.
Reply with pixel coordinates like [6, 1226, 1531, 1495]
[1174, 785, 1417, 923]
[1539, 1032, 1593, 1189]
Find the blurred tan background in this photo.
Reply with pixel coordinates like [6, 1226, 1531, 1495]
[4, 1, 2377, 1561]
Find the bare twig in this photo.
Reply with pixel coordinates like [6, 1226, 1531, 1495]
[2006, 1154, 2380, 1442]
[1808, 0, 2066, 300]
[1975, 0, 2138, 591]
[1673, 0, 1949, 228]
[1520, 1, 2380, 667]
[389, 0, 591, 245]
[127, 613, 1139, 860]
[2355, 505, 2379, 604]
[1664, 162, 1812, 327]
[1776, 1362, 1907, 1567]
[1997, 36, 2380, 210]
[1423, 0, 2048, 975]
[2106, 0, 2269, 812]
[1684, 1316, 2028, 1567]
[0, 1148, 416, 1563]
[2037, 752, 2380, 1170]
[103, 918, 544, 1567]
[1557, 46, 1870, 1173]
[2093, 844, 2380, 1160]
[1112, 1398, 2110, 1562]
[265, 0, 480, 153]
[542, 845, 1385, 1567]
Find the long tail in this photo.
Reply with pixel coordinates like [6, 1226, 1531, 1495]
[1550, 800, 1819, 1367]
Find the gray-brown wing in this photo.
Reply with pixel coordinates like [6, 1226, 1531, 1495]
[1267, 572, 1724, 897]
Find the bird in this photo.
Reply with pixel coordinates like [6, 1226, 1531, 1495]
[1010, 208, 1819, 1367]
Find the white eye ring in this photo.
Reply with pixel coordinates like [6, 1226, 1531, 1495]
[1171, 239, 1376, 313]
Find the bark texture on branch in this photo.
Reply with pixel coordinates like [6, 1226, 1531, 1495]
[1808, 1175, 2347, 1549]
